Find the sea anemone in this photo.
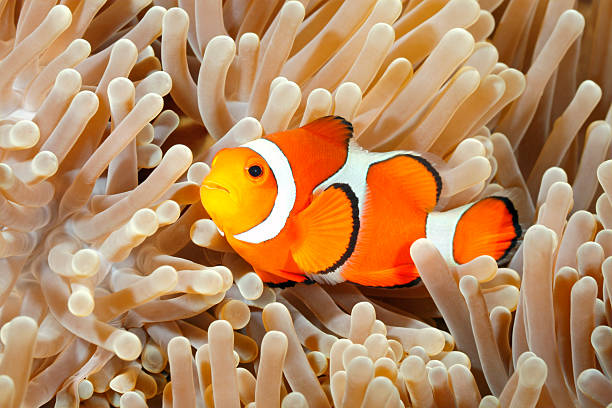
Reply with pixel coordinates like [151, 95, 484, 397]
[0, 0, 611, 407]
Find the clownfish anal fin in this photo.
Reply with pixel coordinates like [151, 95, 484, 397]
[368, 154, 442, 212]
[301, 115, 353, 145]
[291, 183, 359, 274]
[254, 267, 307, 288]
[341, 264, 421, 288]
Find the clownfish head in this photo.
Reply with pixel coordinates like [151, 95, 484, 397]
[201, 146, 278, 236]
[201, 117, 353, 244]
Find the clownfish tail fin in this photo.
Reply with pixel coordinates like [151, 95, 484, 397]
[426, 196, 522, 265]
[452, 196, 522, 264]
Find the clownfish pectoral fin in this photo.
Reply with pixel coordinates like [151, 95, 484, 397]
[254, 268, 309, 288]
[300, 115, 353, 145]
[290, 183, 359, 274]
[426, 197, 521, 265]
[368, 153, 442, 212]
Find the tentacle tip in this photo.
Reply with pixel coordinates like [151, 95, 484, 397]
[113, 331, 142, 361]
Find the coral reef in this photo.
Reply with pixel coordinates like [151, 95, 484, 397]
[0, 0, 611, 407]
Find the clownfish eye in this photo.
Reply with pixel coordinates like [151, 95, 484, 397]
[248, 165, 263, 178]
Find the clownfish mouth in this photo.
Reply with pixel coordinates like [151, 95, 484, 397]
[202, 181, 230, 194]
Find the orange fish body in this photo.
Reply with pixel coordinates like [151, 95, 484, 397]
[201, 116, 521, 287]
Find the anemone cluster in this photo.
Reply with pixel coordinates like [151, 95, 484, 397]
[0, 0, 611, 407]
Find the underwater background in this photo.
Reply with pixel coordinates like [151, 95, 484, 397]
[0, 0, 611, 406]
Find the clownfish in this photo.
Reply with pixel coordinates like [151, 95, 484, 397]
[200, 116, 521, 287]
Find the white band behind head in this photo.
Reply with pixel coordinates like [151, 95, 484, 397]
[233, 139, 296, 244]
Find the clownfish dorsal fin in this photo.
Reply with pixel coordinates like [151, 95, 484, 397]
[290, 183, 359, 274]
[300, 115, 353, 146]
[367, 153, 442, 212]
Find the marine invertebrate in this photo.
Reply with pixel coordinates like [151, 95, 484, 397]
[0, 0, 611, 407]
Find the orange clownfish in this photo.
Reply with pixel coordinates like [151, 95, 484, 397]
[200, 116, 521, 288]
